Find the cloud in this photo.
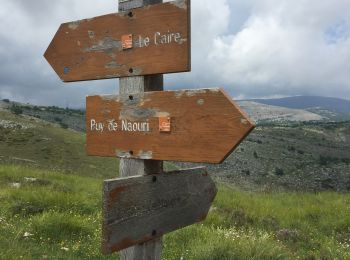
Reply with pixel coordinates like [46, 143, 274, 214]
[0, 0, 349, 107]
[167, 0, 350, 99]
[206, 0, 350, 98]
[166, 0, 231, 88]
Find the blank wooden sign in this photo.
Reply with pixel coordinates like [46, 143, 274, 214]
[86, 88, 255, 163]
[44, 0, 190, 82]
[102, 167, 217, 254]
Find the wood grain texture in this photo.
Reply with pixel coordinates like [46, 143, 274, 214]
[86, 88, 255, 163]
[118, 158, 163, 260]
[118, 51, 164, 260]
[117, 60, 165, 258]
[102, 167, 217, 254]
[117, 2, 165, 259]
[44, 0, 190, 82]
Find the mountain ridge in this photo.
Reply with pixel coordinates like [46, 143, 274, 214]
[247, 95, 350, 113]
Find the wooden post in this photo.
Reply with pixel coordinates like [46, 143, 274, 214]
[118, 1, 163, 259]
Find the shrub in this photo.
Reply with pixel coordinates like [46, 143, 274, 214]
[10, 105, 23, 115]
[319, 155, 329, 166]
[59, 122, 68, 129]
[275, 167, 284, 176]
[276, 229, 300, 242]
[319, 155, 341, 166]
[288, 146, 296, 152]
[242, 170, 250, 176]
[341, 158, 350, 164]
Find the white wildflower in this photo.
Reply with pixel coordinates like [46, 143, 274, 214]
[10, 183, 21, 188]
[23, 232, 33, 238]
[24, 177, 37, 182]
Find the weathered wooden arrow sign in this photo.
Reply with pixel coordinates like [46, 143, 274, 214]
[86, 88, 255, 163]
[44, 0, 190, 82]
[102, 167, 217, 254]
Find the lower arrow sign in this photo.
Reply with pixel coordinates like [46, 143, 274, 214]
[102, 167, 217, 254]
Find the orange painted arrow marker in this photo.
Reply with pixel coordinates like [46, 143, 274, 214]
[86, 88, 255, 163]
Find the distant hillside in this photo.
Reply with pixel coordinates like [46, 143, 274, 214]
[251, 96, 350, 113]
[237, 101, 323, 123]
[0, 99, 85, 132]
[177, 121, 350, 192]
[1, 98, 350, 191]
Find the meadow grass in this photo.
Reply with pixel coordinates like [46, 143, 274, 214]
[0, 110, 119, 179]
[1, 165, 350, 259]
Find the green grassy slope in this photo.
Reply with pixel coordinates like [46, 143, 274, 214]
[1, 165, 350, 259]
[0, 165, 113, 259]
[165, 185, 350, 259]
[0, 109, 118, 179]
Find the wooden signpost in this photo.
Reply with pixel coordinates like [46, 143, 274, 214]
[102, 167, 217, 254]
[117, 1, 166, 259]
[44, 0, 255, 259]
[86, 88, 254, 163]
[44, 0, 190, 82]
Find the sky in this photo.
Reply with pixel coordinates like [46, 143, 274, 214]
[0, 0, 349, 108]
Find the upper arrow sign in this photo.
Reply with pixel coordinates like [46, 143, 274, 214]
[86, 88, 255, 163]
[44, 0, 190, 82]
